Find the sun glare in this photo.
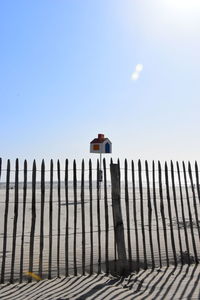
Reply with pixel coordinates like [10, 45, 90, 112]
[166, 0, 200, 11]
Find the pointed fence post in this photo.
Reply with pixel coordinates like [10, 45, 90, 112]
[110, 163, 128, 275]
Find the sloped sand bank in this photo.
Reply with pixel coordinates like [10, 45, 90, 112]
[1, 264, 200, 299]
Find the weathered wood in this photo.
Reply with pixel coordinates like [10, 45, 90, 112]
[117, 159, 121, 188]
[158, 161, 169, 267]
[188, 162, 200, 240]
[0, 158, 1, 180]
[131, 161, 140, 271]
[195, 161, 200, 205]
[171, 161, 183, 265]
[110, 163, 127, 275]
[152, 161, 162, 268]
[89, 159, 93, 274]
[145, 160, 154, 269]
[176, 161, 190, 264]
[65, 159, 69, 277]
[103, 158, 109, 274]
[97, 160, 101, 273]
[73, 160, 77, 276]
[39, 160, 45, 278]
[20, 160, 27, 283]
[10, 159, 19, 283]
[28, 160, 36, 282]
[138, 160, 147, 269]
[81, 160, 85, 275]
[182, 161, 198, 263]
[164, 162, 177, 266]
[111, 158, 117, 271]
[124, 159, 132, 271]
[1, 160, 10, 284]
[57, 160, 61, 277]
[48, 159, 53, 279]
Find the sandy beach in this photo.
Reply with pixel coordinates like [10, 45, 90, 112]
[1, 178, 200, 279]
[1, 264, 200, 299]
[1, 166, 200, 299]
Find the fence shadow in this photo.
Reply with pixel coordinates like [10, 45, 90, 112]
[1, 157, 200, 299]
[1, 265, 200, 299]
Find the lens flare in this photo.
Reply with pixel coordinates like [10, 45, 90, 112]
[131, 72, 139, 80]
[136, 64, 143, 72]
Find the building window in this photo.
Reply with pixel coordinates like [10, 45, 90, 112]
[93, 144, 99, 150]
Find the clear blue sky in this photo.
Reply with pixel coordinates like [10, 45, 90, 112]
[1, 0, 200, 166]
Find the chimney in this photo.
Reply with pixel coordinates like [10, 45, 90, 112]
[98, 134, 104, 140]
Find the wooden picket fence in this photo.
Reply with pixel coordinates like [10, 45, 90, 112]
[0, 158, 200, 284]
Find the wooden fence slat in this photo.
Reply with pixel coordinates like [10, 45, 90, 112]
[1, 160, 10, 284]
[182, 161, 198, 263]
[158, 161, 169, 267]
[103, 158, 109, 274]
[39, 160, 45, 278]
[48, 159, 53, 279]
[176, 161, 190, 264]
[81, 160, 85, 275]
[89, 159, 93, 274]
[117, 159, 121, 188]
[118, 156, 121, 259]
[152, 161, 162, 268]
[57, 160, 61, 277]
[145, 160, 154, 269]
[20, 160, 27, 283]
[164, 162, 177, 266]
[171, 161, 183, 265]
[10, 159, 19, 283]
[111, 158, 117, 272]
[195, 161, 200, 205]
[132, 161, 139, 271]
[124, 159, 132, 271]
[65, 159, 69, 277]
[28, 160, 36, 283]
[0, 158, 1, 180]
[0, 157, 1, 223]
[110, 163, 127, 275]
[138, 160, 147, 269]
[73, 160, 77, 276]
[97, 160, 101, 274]
[188, 162, 200, 240]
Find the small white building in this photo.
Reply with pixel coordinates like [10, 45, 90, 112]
[90, 134, 112, 154]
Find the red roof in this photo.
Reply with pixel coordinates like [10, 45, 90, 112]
[91, 138, 106, 144]
[90, 133, 107, 144]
